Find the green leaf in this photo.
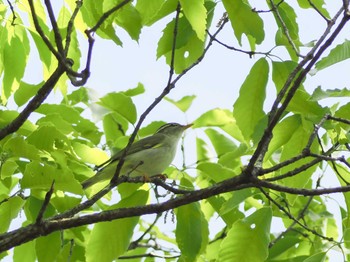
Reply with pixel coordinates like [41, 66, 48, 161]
[122, 82, 145, 96]
[0, 196, 25, 233]
[165, 95, 196, 112]
[176, 202, 205, 261]
[36, 232, 61, 262]
[72, 142, 109, 165]
[157, 1, 214, 73]
[315, 40, 350, 73]
[2, 25, 29, 103]
[287, 89, 327, 118]
[4, 136, 41, 161]
[297, 0, 330, 19]
[179, 0, 207, 41]
[271, 2, 301, 61]
[176, 178, 207, 261]
[65, 87, 90, 105]
[112, 2, 142, 41]
[205, 128, 237, 156]
[13, 240, 36, 262]
[265, 115, 301, 159]
[268, 232, 301, 259]
[14, 81, 43, 107]
[233, 58, 268, 141]
[272, 60, 298, 92]
[136, 0, 178, 26]
[303, 252, 327, 262]
[218, 207, 272, 262]
[220, 189, 255, 215]
[0, 111, 36, 136]
[279, 121, 319, 203]
[21, 161, 83, 194]
[0, 159, 18, 178]
[102, 112, 129, 145]
[98, 92, 137, 124]
[27, 126, 69, 151]
[310, 86, 350, 101]
[86, 190, 149, 261]
[222, 0, 264, 47]
[197, 162, 236, 183]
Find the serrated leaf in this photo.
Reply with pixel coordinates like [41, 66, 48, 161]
[222, 0, 264, 47]
[310, 86, 350, 101]
[26, 126, 68, 151]
[86, 190, 149, 262]
[157, 1, 214, 73]
[165, 95, 196, 112]
[21, 160, 83, 194]
[180, 0, 207, 41]
[233, 58, 268, 141]
[98, 92, 137, 124]
[218, 207, 272, 262]
[315, 40, 350, 73]
[4, 136, 41, 161]
[65, 87, 90, 105]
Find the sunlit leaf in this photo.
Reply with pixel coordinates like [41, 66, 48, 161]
[86, 190, 149, 261]
[315, 40, 350, 73]
[233, 58, 268, 141]
[98, 92, 137, 124]
[165, 95, 196, 112]
[222, 0, 264, 48]
[180, 0, 207, 41]
[218, 207, 272, 262]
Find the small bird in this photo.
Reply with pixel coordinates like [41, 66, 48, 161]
[82, 122, 192, 189]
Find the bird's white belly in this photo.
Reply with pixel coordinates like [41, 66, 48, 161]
[124, 145, 176, 177]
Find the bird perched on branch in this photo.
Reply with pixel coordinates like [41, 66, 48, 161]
[82, 122, 192, 189]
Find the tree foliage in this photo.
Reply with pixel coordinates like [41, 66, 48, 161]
[1, 0, 350, 261]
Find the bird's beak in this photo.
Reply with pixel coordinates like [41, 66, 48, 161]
[184, 123, 193, 129]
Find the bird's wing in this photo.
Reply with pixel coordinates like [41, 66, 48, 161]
[96, 135, 163, 170]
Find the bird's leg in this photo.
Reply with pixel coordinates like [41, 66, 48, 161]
[150, 174, 168, 181]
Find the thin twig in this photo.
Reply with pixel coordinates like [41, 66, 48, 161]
[44, 0, 65, 55]
[87, 0, 132, 33]
[65, 0, 82, 55]
[36, 180, 55, 224]
[308, 0, 330, 23]
[269, 0, 303, 58]
[128, 214, 161, 250]
[6, 0, 17, 25]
